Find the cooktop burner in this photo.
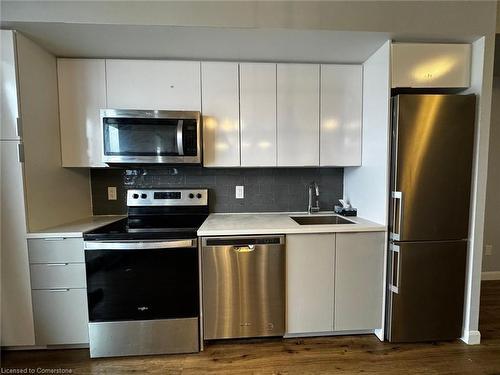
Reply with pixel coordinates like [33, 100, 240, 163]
[84, 189, 209, 241]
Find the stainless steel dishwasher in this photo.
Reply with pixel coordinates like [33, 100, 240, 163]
[202, 235, 285, 340]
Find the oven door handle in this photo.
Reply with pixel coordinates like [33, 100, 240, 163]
[84, 239, 197, 250]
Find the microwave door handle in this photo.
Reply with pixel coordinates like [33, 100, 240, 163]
[177, 120, 184, 156]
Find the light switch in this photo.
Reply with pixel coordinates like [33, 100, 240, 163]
[236, 186, 244, 199]
[108, 186, 117, 200]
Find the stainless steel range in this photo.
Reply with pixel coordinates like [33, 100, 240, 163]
[83, 189, 208, 358]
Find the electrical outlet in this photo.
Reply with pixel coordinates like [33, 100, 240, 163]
[107, 186, 117, 200]
[235, 186, 244, 199]
[485, 244, 493, 256]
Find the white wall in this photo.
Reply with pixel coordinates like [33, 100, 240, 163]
[344, 41, 391, 226]
[460, 35, 495, 344]
[16, 33, 92, 231]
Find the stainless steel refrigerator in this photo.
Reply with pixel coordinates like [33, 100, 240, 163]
[386, 94, 476, 342]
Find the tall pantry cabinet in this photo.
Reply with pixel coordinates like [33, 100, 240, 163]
[1, 29, 36, 346]
[1, 30, 92, 347]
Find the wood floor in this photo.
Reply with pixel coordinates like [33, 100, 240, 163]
[2, 281, 500, 374]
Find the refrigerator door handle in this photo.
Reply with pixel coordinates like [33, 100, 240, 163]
[391, 191, 403, 241]
[389, 243, 401, 294]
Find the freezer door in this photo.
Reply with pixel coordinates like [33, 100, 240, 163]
[386, 240, 467, 342]
[390, 95, 475, 241]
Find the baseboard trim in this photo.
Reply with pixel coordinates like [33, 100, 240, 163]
[461, 330, 481, 345]
[2, 343, 89, 350]
[284, 329, 373, 338]
[374, 328, 384, 341]
[482, 271, 500, 280]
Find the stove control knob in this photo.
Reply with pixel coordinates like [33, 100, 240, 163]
[132, 194, 139, 199]
[141, 193, 147, 199]
[189, 193, 194, 199]
[196, 193, 202, 199]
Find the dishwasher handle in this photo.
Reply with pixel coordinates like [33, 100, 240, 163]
[233, 245, 255, 253]
[203, 235, 285, 247]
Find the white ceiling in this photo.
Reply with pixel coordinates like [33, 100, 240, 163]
[1, 22, 393, 63]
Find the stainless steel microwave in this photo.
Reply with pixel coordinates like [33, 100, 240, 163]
[101, 109, 201, 165]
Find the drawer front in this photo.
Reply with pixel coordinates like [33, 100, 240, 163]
[28, 238, 84, 263]
[32, 289, 89, 345]
[30, 263, 86, 289]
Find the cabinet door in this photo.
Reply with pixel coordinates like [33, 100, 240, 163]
[240, 63, 277, 167]
[286, 234, 334, 334]
[201, 62, 240, 167]
[30, 263, 87, 290]
[391, 43, 471, 88]
[57, 59, 107, 167]
[320, 65, 362, 166]
[334, 232, 385, 331]
[1, 30, 20, 140]
[0, 141, 36, 346]
[277, 64, 319, 166]
[32, 289, 89, 345]
[106, 60, 201, 110]
[28, 237, 85, 263]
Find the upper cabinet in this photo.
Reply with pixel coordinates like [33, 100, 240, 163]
[201, 62, 240, 167]
[391, 43, 471, 88]
[57, 59, 107, 167]
[106, 60, 201, 110]
[320, 65, 362, 166]
[57, 58, 364, 168]
[277, 64, 320, 167]
[1, 30, 20, 140]
[240, 63, 277, 167]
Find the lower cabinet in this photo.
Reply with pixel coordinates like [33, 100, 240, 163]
[286, 231, 385, 335]
[334, 232, 385, 331]
[32, 289, 89, 345]
[28, 237, 89, 346]
[286, 234, 335, 334]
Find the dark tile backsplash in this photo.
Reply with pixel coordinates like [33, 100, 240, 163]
[90, 167, 343, 215]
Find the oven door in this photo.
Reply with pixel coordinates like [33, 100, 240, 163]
[84, 239, 199, 322]
[101, 109, 201, 164]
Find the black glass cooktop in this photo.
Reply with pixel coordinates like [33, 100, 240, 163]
[83, 214, 208, 241]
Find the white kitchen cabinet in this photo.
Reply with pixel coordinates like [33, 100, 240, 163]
[1, 30, 20, 140]
[1, 140, 36, 346]
[57, 59, 107, 167]
[29, 236, 89, 345]
[286, 233, 335, 334]
[28, 238, 85, 263]
[334, 232, 385, 331]
[201, 62, 240, 167]
[320, 65, 362, 166]
[239, 63, 277, 167]
[32, 289, 89, 345]
[1, 31, 35, 347]
[106, 60, 201, 110]
[277, 64, 320, 166]
[30, 263, 87, 290]
[391, 43, 471, 88]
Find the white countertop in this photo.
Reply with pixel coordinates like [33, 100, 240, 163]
[26, 215, 125, 238]
[197, 212, 386, 236]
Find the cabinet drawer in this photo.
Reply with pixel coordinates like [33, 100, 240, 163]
[30, 263, 86, 289]
[28, 238, 84, 263]
[32, 289, 89, 345]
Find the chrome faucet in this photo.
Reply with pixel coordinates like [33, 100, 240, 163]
[308, 181, 320, 214]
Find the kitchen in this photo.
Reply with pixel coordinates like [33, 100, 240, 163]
[1, 1, 499, 373]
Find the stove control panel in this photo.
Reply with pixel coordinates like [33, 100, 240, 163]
[127, 189, 208, 206]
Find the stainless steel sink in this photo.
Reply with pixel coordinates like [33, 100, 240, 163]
[290, 215, 354, 225]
